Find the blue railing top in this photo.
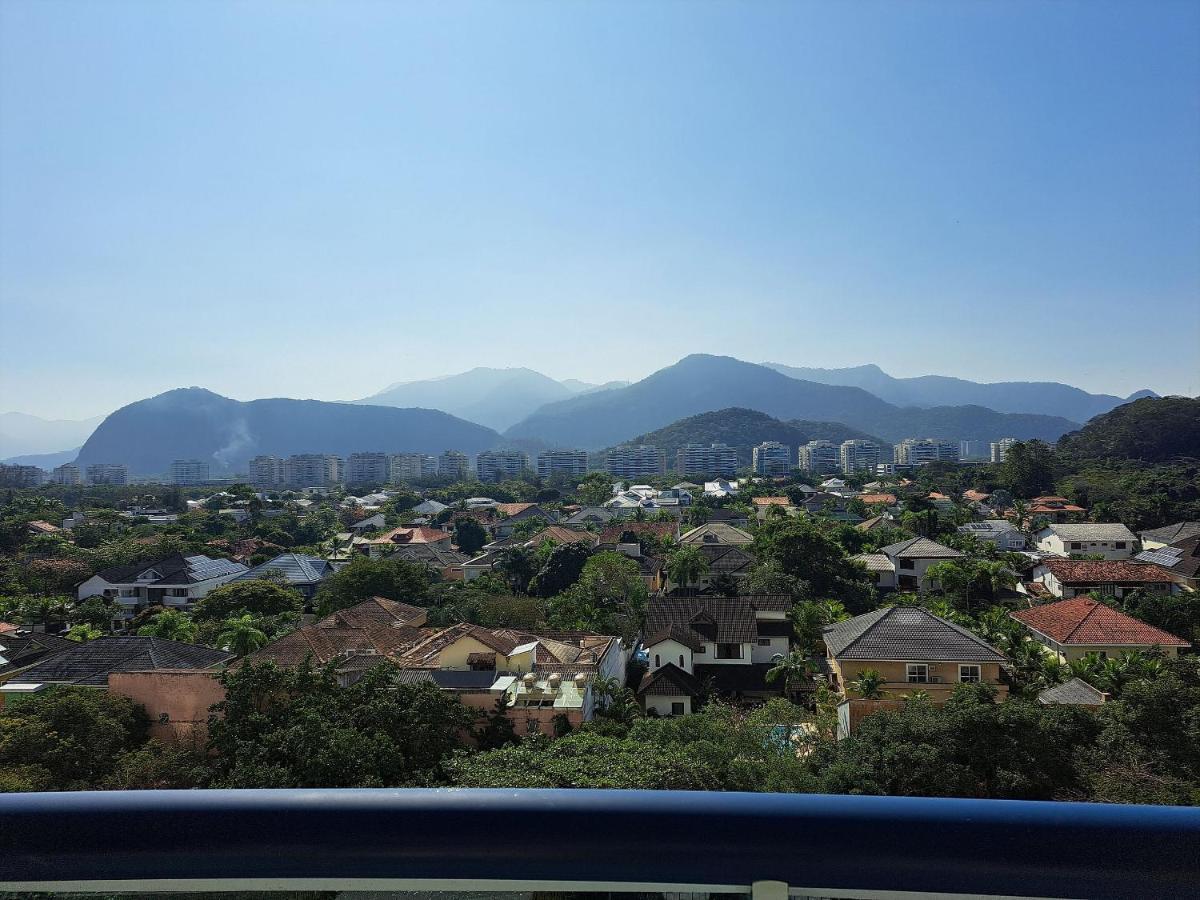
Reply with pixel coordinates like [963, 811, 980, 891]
[2, 789, 1198, 897]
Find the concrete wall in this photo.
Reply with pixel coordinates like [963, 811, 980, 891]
[107, 670, 227, 749]
[644, 693, 692, 717]
[752, 635, 789, 664]
[828, 657, 1008, 701]
[649, 639, 693, 674]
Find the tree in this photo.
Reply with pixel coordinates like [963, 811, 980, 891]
[576, 473, 612, 508]
[753, 518, 874, 612]
[709, 572, 740, 597]
[217, 614, 269, 656]
[313, 556, 432, 617]
[65, 623, 102, 642]
[72, 596, 114, 630]
[549, 551, 648, 640]
[765, 651, 818, 694]
[474, 695, 519, 750]
[495, 547, 537, 594]
[137, 608, 198, 642]
[997, 440, 1056, 498]
[665, 545, 708, 591]
[193, 579, 305, 623]
[453, 518, 488, 554]
[527, 542, 592, 598]
[850, 669, 887, 699]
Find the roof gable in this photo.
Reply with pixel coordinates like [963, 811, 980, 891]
[823, 606, 1006, 663]
[1011, 597, 1188, 647]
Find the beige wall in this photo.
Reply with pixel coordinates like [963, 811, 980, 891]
[435, 635, 507, 668]
[829, 657, 1008, 701]
[107, 670, 227, 749]
[644, 693, 692, 717]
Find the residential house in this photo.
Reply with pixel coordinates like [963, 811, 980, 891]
[1010, 596, 1189, 662]
[561, 507, 616, 527]
[411, 499, 449, 517]
[1037, 678, 1108, 707]
[704, 479, 740, 497]
[76, 554, 249, 626]
[1025, 496, 1087, 524]
[525, 526, 600, 549]
[0, 631, 77, 681]
[349, 513, 387, 533]
[359, 526, 454, 560]
[1035, 523, 1137, 560]
[1135, 535, 1200, 591]
[1023, 559, 1177, 600]
[752, 497, 797, 520]
[232, 552, 335, 601]
[638, 662, 703, 717]
[492, 503, 555, 539]
[853, 537, 963, 593]
[958, 520, 1027, 551]
[387, 543, 469, 581]
[1140, 522, 1200, 551]
[823, 606, 1008, 735]
[679, 523, 754, 547]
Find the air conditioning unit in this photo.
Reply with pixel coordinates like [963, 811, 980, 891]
[928, 676, 943, 683]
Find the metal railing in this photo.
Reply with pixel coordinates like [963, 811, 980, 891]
[1, 789, 1198, 898]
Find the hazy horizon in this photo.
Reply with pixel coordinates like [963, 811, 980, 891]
[3, 1, 1198, 420]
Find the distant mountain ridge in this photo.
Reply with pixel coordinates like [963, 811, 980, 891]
[506, 355, 1079, 450]
[763, 362, 1153, 423]
[0, 411, 103, 458]
[601, 408, 888, 466]
[358, 367, 624, 431]
[1056, 396, 1200, 462]
[75, 388, 501, 476]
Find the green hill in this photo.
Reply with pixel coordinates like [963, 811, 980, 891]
[1057, 396, 1200, 462]
[597, 408, 887, 467]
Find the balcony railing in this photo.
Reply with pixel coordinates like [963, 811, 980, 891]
[1, 789, 1198, 898]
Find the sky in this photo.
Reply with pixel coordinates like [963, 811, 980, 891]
[1, 0, 1198, 420]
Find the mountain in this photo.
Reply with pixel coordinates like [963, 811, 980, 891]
[1, 448, 80, 469]
[1056, 396, 1200, 462]
[505, 355, 1079, 449]
[358, 367, 577, 432]
[0, 412, 103, 458]
[599, 408, 887, 466]
[763, 362, 1153, 423]
[74, 388, 501, 476]
[561, 379, 631, 395]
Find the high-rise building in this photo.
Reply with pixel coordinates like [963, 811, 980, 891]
[798, 441, 840, 475]
[959, 440, 988, 460]
[990, 438, 1019, 463]
[438, 450, 470, 480]
[606, 445, 667, 479]
[675, 443, 739, 477]
[86, 463, 128, 485]
[169, 459, 210, 486]
[839, 440, 881, 474]
[537, 449, 589, 479]
[894, 438, 959, 467]
[248, 456, 285, 488]
[284, 454, 342, 488]
[476, 449, 530, 483]
[0, 464, 47, 487]
[51, 463, 81, 485]
[390, 453, 438, 482]
[752, 441, 792, 476]
[344, 452, 391, 487]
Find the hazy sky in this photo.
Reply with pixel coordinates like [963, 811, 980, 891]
[2, 0, 1198, 420]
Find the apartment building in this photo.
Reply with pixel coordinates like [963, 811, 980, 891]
[438, 450, 470, 480]
[169, 459, 211, 486]
[390, 453, 438, 482]
[476, 450, 530, 483]
[990, 438, 1018, 463]
[86, 463, 128, 485]
[894, 438, 959, 466]
[344, 452, 391, 487]
[50, 463, 81, 485]
[1035, 523, 1137, 560]
[247, 456, 285, 488]
[797, 440, 840, 475]
[606, 445, 667, 479]
[536, 449, 589, 479]
[839, 439, 881, 474]
[675, 443, 738, 477]
[0, 464, 46, 487]
[751, 441, 792, 476]
[284, 454, 342, 488]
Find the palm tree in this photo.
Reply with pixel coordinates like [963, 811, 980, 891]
[591, 675, 621, 713]
[218, 614, 268, 657]
[66, 624, 102, 642]
[666, 545, 708, 592]
[136, 609, 197, 642]
[765, 651, 818, 694]
[850, 668, 887, 699]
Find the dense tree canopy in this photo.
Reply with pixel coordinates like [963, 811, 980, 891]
[313, 556, 432, 616]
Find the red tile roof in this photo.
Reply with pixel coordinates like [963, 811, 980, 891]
[1011, 597, 1188, 647]
[858, 493, 897, 505]
[1041, 559, 1175, 584]
[366, 526, 450, 546]
[752, 497, 792, 507]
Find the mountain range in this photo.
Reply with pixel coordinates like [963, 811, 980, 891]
[357, 368, 627, 432]
[505, 355, 1079, 450]
[599, 408, 887, 466]
[763, 362, 1153, 423]
[0, 412, 104, 459]
[73, 388, 501, 475]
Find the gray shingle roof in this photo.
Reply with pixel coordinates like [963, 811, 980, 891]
[234, 553, 332, 586]
[93, 553, 247, 587]
[645, 597, 758, 644]
[822, 607, 1006, 663]
[1139, 522, 1200, 545]
[1042, 523, 1136, 542]
[1038, 677, 1107, 706]
[8, 637, 232, 686]
[879, 537, 963, 560]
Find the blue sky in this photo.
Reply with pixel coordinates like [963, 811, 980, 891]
[2, 0, 1197, 419]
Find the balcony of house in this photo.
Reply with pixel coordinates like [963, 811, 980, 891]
[1, 789, 1197, 898]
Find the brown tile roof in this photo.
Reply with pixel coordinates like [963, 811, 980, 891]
[645, 597, 758, 644]
[600, 521, 677, 543]
[1040, 559, 1175, 585]
[963, 489, 992, 503]
[317, 596, 427, 629]
[497, 503, 543, 518]
[26, 520, 60, 534]
[644, 626, 703, 652]
[1011, 597, 1189, 647]
[526, 526, 599, 547]
[367, 526, 451, 546]
[858, 493, 897, 505]
[638, 662, 701, 698]
[752, 497, 792, 507]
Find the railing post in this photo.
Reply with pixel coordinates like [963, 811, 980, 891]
[752, 879, 788, 900]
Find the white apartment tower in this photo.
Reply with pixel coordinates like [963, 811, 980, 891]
[169, 459, 211, 486]
[86, 463, 128, 485]
[990, 438, 1019, 463]
[839, 440, 881, 474]
[438, 450, 470, 480]
[247, 456, 285, 488]
[537, 449, 589, 479]
[344, 452, 391, 487]
[476, 450, 530, 483]
[894, 438, 960, 467]
[752, 441, 792, 476]
[390, 453, 438, 482]
[51, 463, 82, 486]
[606, 445, 667, 479]
[797, 441, 840, 475]
[285, 454, 342, 488]
[675, 443, 739, 477]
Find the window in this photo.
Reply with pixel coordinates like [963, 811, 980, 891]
[694, 645, 705, 654]
[679, 655, 684, 667]
[1115, 542, 1126, 549]
[716, 643, 744, 659]
[899, 558, 914, 570]
[671, 702, 685, 716]
[1070, 542, 1082, 550]
[654, 654, 660, 668]
[959, 665, 981, 683]
[757, 638, 771, 646]
[906, 664, 929, 683]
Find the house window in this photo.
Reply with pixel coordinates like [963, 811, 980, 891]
[906, 664, 929, 683]
[1115, 542, 1126, 549]
[899, 558, 914, 570]
[757, 638, 771, 646]
[959, 665, 981, 683]
[694, 645, 705, 654]
[671, 702, 685, 716]
[1070, 542, 1082, 550]
[654, 654, 660, 668]
[679, 655, 685, 667]
[716, 643, 744, 659]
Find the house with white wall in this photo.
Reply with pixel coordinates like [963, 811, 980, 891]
[1035, 524, 1137, 560]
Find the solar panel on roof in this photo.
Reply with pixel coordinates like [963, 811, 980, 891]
[1136, 549, 1183, 568]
